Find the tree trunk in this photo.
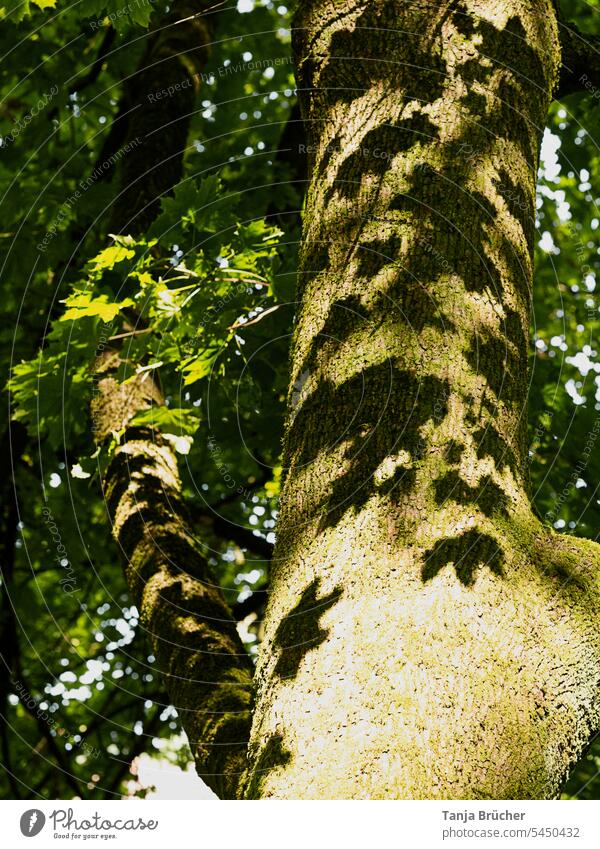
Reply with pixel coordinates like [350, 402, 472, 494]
[92, 367, 253, 799]
[105, 1, 215, 234]
[245, 0, 600, 799]
[90, 2, 254, 799]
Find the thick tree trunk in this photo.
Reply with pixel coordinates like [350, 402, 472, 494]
[245, 0, 600, 799]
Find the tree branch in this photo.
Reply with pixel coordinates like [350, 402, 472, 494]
[104, 705, 162, 796]
[208, 459, 271, 510]
[69, 27, 117, 96]
[231, 591, 267, 622]
[15, 684, 84, 799]
[108, 0, 218, 234]
[265, 100, 308, 228]
[84, 1, 254, 798]
[0, 421, 26, 800]
[0, 714, 21, 798]
[92, 370, 254, 799]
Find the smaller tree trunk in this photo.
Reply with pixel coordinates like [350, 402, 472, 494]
[87, 1, 254, 799]
[92, 361, 253, 799]
[104, 0, 216, 234]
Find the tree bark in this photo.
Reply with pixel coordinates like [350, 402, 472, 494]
[92, 365, 253, 799]
[245, 0, 600, 799]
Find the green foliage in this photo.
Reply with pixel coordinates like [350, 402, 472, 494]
[10, 315, 102, 448]
[129, 406, 200, 436]
[9, 170, 286, 450]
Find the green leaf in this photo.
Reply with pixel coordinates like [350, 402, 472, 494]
[148, 175, 223, 243]
[9, 353, 93, 449]
[89, 245, 136, 272]
[181, 348, 221, 385]
[128, 0, 153, 26]
[129, 406, 200, 435]
[60, 293, 134, 323]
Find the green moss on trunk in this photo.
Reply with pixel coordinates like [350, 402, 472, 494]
[93, 370, 253, 799]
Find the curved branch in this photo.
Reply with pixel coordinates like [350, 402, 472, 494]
[69, 27, 117, 96]
[85, 0, 254, 799]
[92, 371, 253, 799]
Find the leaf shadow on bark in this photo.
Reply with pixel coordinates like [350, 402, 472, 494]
[288, 362, 449, 532]
[243, 732, 293, 799]
[432, 471, 510, 518]
[273, 578, 343, 679]
[421, 527, 505, 586]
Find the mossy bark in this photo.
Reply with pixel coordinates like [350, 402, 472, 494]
[92, 367, 253, 799]
[89, 3, 256, 800]
[245, 0, 600, 799]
